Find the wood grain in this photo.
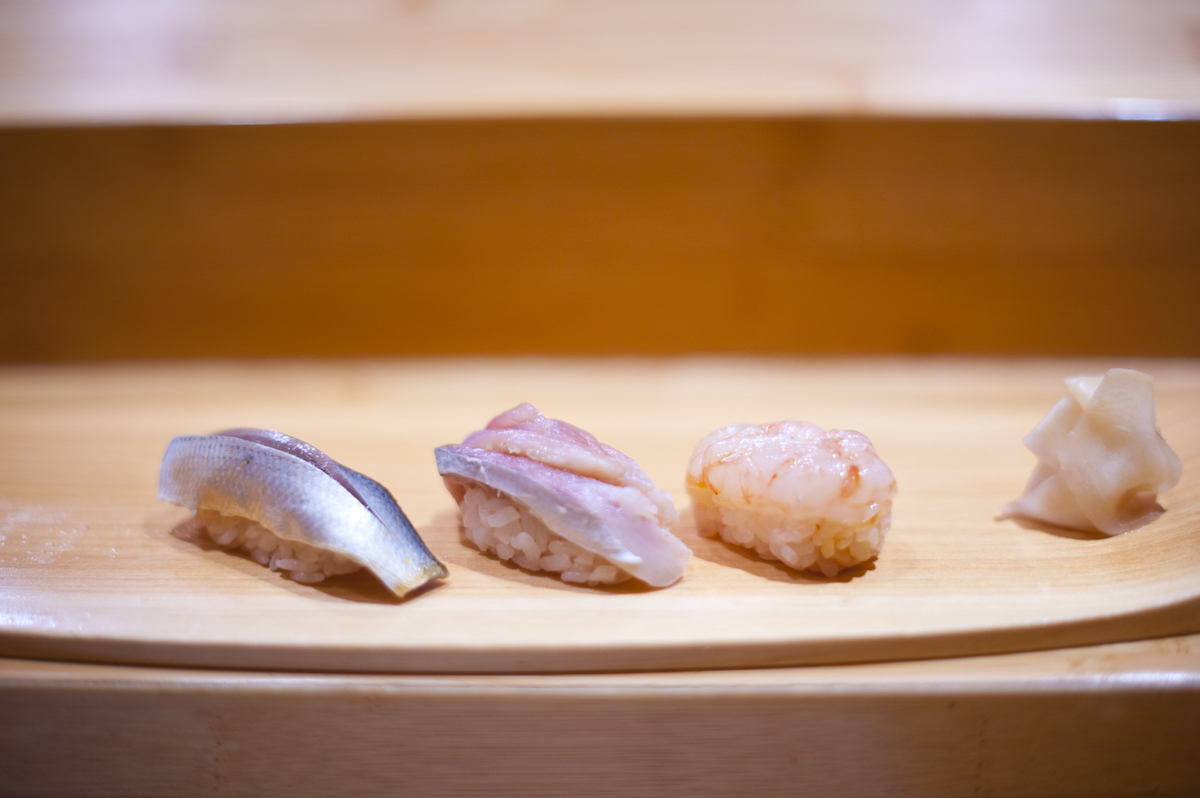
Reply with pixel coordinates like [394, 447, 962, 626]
[2, 0, 1199, 124]
[2, 119, 1199, 363]
[3, 634, 1200, 797]
[1, 357, 1198, 673]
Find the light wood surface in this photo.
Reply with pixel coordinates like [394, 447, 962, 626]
[2, 0, 1199, 124]
[3, 634, 1200, 797]
[3, 119, 1199, 363]
[1, 357, 1197, 673]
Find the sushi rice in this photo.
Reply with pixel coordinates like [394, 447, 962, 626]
[691, 497, 889, 577]
[175, 509, 363, 584]
[460, 485, 629, 585]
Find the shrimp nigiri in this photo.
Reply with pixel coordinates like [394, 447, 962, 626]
[687, 422, 897, 577]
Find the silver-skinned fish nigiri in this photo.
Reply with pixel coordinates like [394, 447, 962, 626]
[436, 403, 692, 588]
[159, 428, 447, 597]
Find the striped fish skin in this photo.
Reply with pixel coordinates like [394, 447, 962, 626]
[159, 431, 446, 597]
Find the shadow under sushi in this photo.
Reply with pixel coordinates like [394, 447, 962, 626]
[998, 515, 1111, 541]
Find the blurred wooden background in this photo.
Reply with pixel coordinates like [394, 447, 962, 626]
[2, 1, 1199, 361]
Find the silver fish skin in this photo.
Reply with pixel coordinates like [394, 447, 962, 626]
[159, 432, 447, 597]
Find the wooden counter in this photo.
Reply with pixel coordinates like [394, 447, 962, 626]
[3, 634, 1200, 797]
[3, 117, 1199, 363]
[1, 357, 1199, 795]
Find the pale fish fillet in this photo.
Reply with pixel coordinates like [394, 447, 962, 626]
[159, 429, 447, 596]
[1002, 369, 1183, 535]
[437, 404, 691, 587]
[462, 402, 679, 526]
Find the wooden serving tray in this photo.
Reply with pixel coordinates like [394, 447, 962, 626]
[1, 357, 1197, 673]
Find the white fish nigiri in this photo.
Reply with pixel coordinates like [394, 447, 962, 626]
[436, 403, 692, 587]
[1003, 369, 1182, 535]
[159, 428, 447, 597]
[687, 422, 897, 577]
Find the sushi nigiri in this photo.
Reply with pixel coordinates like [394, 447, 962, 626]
[159, 428, 447, 597]
[687, 422, 897, 577]
[436, 403, 692, 587]
[1002, 368, 1182, 535]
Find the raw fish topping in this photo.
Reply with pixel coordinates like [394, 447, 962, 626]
[159, 429, 446, 597]
[462, 402, 679, 526]
[1003, 369, 1182, 535]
